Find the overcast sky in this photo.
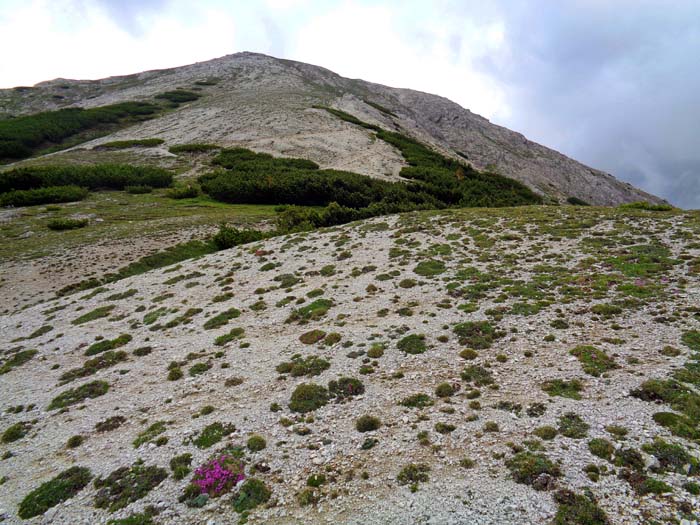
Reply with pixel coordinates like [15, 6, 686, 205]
[1, 0, 698, 208]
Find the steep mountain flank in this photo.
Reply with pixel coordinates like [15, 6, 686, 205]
[0, 52, 663, 205]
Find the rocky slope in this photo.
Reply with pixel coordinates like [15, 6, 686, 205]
[1, 205, 699, 524]
[0, 52, 663, 206]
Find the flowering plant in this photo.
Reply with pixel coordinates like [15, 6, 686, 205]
[192, 455, 245, 497]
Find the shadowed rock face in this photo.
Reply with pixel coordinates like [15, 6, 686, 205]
[0, 51, 663, 205]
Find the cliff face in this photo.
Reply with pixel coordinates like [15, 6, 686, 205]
[0, 51, 663, 205]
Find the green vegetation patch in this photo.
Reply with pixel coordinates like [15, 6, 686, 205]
[232, 478, 272, 513]
[214, 327, 245, 346]
[48, 380, 109, 410]
[413, 260, 445, 277]
[2, 421, 31, 443]
[397, 334, 427, 354]
[276, 355, 330, 377]
[0, 185, 88, 207]
[0, 349, 38, 374]
[0, 101, 160, 161]
[155, 90, 201, 104]
[461, 365, 494, 386]
[569, 345, 618, 377]
[542, 379, 584, 400]
[286, 299, 333, 323]
[85, 334, 132, 356]
[71, 305, 116, 325]
[0, 164, 172, 194]
[96, 138, 164, 150]
[94, 462, 168, 512]
[505, 452, 561, 487]
[133, 421, 167, 448]
[190, 422, 236, 449]
[289, 383, 329, 413]
[552, 489, 610, 525]
[203, 307, 241, 329]
[47, 218, 88, 231]
[59, 350, 128, 383]
[18, 466, 93, 519]
[299, 329, 327, 344]
[452, 321, 501, 349]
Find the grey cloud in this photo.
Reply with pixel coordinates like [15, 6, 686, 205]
[91, 0, 171, 36]
[453, 0, 700, 208]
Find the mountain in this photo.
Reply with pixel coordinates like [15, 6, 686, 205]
[0, 52, 662, 206]
[1, 53, 699, 525]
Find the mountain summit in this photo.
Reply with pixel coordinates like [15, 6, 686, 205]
[0, 52, 661, 206]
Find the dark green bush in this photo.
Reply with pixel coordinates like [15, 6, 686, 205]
[619, 201, 673, 212]
[0, 164, 172, 193]
[94, 462, 168, 512]
[356, 415, 381, 432]
[505, 452, 561, 487]
[96, 138, 164, 149]
[232, 478, 272, 512]
[0, 349, 37, 374]
[154, 90, 201, 104]
[213, 224, 267, 249]
[0, 185, 88, 207]
[48, 380, 109, 410]
[18, 466, 93, 519]
[566, 196, 590, 206]
[124, 185, 153, 194]
[47, 218, 88, 231]
[328, 377, 365, 400]
[166, 183, 199, 199]
[289, 383, 329, 413]
[0, 101, 160, 161]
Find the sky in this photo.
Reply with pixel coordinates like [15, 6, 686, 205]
[1, 0, 698, 208]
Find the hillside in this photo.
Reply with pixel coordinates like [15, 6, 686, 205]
[1, 205, 699, 525]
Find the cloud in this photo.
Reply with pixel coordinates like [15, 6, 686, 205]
[459, 0, 700, 207]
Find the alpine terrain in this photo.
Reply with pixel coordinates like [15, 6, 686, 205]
[0, 52, 698, 525]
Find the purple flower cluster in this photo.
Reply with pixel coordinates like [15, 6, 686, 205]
[192, 455, 245, 496]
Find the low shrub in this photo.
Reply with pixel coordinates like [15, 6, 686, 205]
[47, 218, 88, 230]
[619, 201, 673, 212]
[0, 101, 160, 161]
[246, 435, 267, 452]
[289, 383, 329, 413]
[125, 185, 153, 194]
[397, 463, 430, 486]
[0, 349, 38, 374]
[155, 90, 201, 104]
[505, 452, 561, 488]
[0, 164, 172, 194]
[213, 225, 267, 249]
[166, 183, 199, 199]
[356, 415, 381, 432]
[397, 334, 427, 354]
[328, 377, 364, 400]
[94, 462, 168, 512]
[96, 138, 164, 149]
[18, 466, 93, 519]
[2, 421, 31, 443]
[48, 380, 109, 410]
[0, 185, 88, 207]
[232, 478, 271, 512]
